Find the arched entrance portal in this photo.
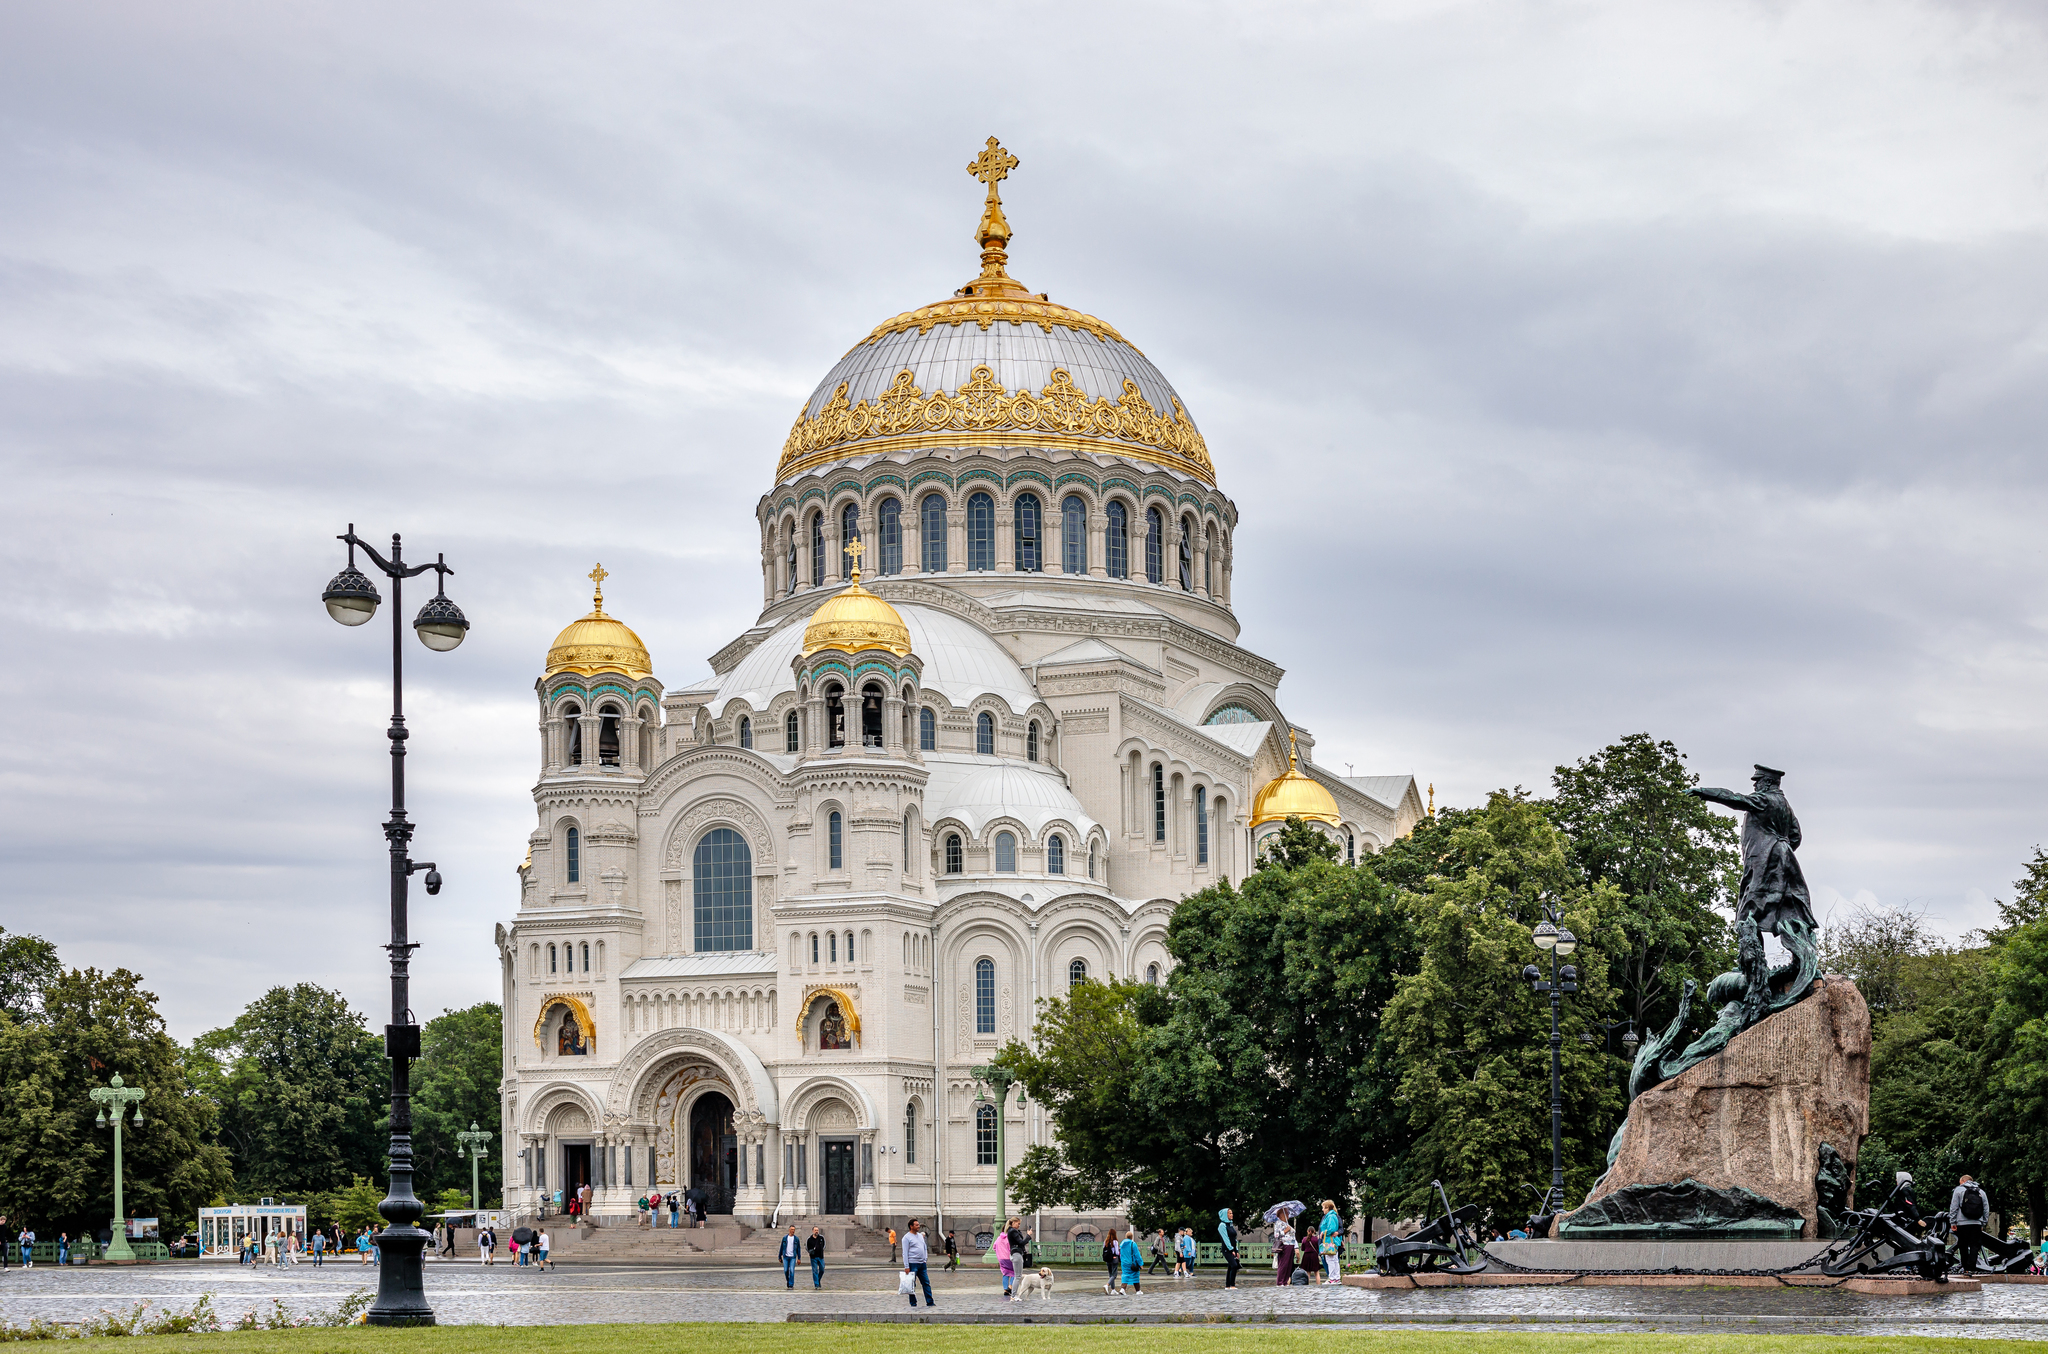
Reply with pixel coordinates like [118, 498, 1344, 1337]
[689, 1091, 737, 1216]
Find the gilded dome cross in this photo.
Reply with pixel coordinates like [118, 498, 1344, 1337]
[843, 536, 865, 585]
[966, 136, 1018, 197]
[588, 563, 608, 611]
[965, 136, 1019, 276]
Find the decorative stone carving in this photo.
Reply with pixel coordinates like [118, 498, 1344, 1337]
[665, 796, 777, 869]
[1567, 975, 1870, 1241]
[601, 866, 628, 908]
[813, 1098, 855, 1131]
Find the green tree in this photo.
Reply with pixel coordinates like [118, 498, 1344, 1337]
[0, 926, 61, 1024]
[1379, 792, 1624, 1225]
[410, 1003, 503, 1206]
[1006, 818, 1418, 1231]
[191, 985, 385, 1198]
[1972, 913, 2048, 1238]
[1547, 734, 1736, 1036]
[0, 966, 232, 1236]
[1993, 847, 2048, 936]
[311, 1176, 386, 1234]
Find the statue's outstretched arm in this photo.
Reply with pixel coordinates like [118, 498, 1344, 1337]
[1690, 786, 1759, 813]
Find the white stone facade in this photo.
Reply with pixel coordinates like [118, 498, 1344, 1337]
[494, 214, 1423, 1237]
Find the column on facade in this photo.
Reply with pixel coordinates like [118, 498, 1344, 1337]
[994, 501, 1014, 573]
[882, 688, 905, 757]
[857, 1129, 878, 1226]
[1087, 512, 1108, 578]
[620, 712, 643, 772]
[1193, 525, 1211, 600]
[805, 688, 827, 758]
[578, 711, 601, 774]
[1164, 516, 1183, 590]
[760, 524, 775, 606]
[946, 510, 966, 574]
[824, 514, 843, 584]
[903, 511, 922, 576]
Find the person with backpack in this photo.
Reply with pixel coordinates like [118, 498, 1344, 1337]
[1951, 1175, 1993, 1271]
[942, 1230, 959, 1271]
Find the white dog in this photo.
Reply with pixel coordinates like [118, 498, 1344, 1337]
[1015, 1267, 1055, 1300]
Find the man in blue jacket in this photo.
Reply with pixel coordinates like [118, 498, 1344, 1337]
[1218, 1208, 1240, 1290]
[778, 1225, 802, 1288]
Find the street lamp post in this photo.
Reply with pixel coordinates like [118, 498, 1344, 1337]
[321, 525, 469, 1326]
[970, 1062, 1025, 1251]
[455, 1122, 495, 1213]
[1520, 907, 1581, 1219]
[90, 1074, 146, 1262]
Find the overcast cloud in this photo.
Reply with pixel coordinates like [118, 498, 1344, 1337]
[3, 0, 2045, 1038]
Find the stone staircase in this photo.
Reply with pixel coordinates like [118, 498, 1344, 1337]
[537, 1213, 895, 1265]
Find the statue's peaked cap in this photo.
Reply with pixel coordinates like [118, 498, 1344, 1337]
[1752, 764, 1786, 782]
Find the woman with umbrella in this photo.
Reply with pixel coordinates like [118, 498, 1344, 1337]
[1262, 1202, 1305, 1287]
[512, 1224, 537, 1267]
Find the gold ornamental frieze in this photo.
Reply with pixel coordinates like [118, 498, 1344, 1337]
[777, 365, 1214, 484]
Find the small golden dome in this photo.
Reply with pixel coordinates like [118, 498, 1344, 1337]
[544, 565, 653, 679]
[1250, 731, 1342, 828]
[802, 565, 912, 659]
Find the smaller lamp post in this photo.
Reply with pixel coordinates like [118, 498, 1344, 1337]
[1520, 908, 1580, 1219]
[970, 1061, 1023, 1253]
[90, 1074, 146, 1261]
[1579, 1019, 1639, 1106]
[455, 1122, 494, 1213]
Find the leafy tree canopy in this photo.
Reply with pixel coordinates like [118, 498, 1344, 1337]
[188, 985, 385, 1199]
[1547, 734, 1735, 1035]
[0, 964, 232, 1236]
[0, 926, 61, 1025]
[410, 1003, 503, 1207]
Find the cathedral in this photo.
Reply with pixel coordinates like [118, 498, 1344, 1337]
[494, 140, 1424, 1239]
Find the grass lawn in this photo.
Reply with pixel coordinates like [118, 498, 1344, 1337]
[31, 1327, 2045, 1354]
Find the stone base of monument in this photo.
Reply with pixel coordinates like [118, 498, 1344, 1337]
[1489, 1239, 1830, 1271]
[1346, 1269, 1979, 1293]
[1563, 975, 1871, 1243]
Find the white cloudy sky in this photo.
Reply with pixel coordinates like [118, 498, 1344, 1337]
[4, 1, 2045, 1038]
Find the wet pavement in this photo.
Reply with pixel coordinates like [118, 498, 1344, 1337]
[1, 1259, 2045, 1338]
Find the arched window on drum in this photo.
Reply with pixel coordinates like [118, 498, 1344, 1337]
[739, 715, 752, 750]
[840, 502, 861, 578]
[1145, 507, 1164, 585]
[919, 706, 936, 751]
[1061, 496, 1086, 574]
[921, 493, 948, 573]
[876, 497, 902, 576]
[809, 511, 825, 587]
[1047, 834, 1064, 875]
[976, 711, 995, 756]
[1105, 501, 1129, 579]
[994, 831, 1017, 872]
[966, 492, 994, 571]
[1014, 493, 1042, 572]
[945, 833, 963, 874]
[1068, 957, 1088, 989]
[693, 827, 753, 952]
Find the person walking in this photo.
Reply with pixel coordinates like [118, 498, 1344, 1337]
[806, 1226, 825, 1288]
[1297, 1223, 1319, 1285]
[1274, 1214, 1296, 1286]
[1006, 1217, 1026, 1288]
[1101, 1229, 1122, 1295]
[479, 1224, 495, 1266]
[310, 1228, 325, 1267]
[1951, 1175, 1993, 1272]
[943, 1230, 959, 1272]
[887, 1226, 898, 1264]
[0, 1216, 8, 1271]
[779, 1225, 802, 1288]
[1218, 1208, 1240, 1290]
[1149, 1229, 1168, 1274]
[1120, 1229, 1144, 1295]
[1181, 1227, 1198, 1278]
[537, 1228, 551, 1270]
[995, 1221, 1016, 1300]
[902, 1219, 934, 1308]
[20, 1229, 35, 1269]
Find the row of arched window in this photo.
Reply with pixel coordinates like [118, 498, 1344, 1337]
[790, 928, 868, 970]
[769, 490, 1231, 596]
[725, 692, 1051, 764]
[1134, 757, 1224, 868]
[546, 698, 656, 771]
[530, 939, 602, 975]
[940, 828, 1095, 878]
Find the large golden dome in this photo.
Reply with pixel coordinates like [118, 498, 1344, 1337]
[775, 138, 1213, 486]
[545, 566, 653, 679]
[802, 561, 913, 659]
[1250, 732, 1342, 828]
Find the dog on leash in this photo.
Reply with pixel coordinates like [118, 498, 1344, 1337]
[1015, 1267, 1055, 1300]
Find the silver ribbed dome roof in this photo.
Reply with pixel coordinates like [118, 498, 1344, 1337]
[801, 322, 1187, 425]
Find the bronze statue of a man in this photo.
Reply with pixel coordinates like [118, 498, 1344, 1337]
[1689, 764, 1816, 938]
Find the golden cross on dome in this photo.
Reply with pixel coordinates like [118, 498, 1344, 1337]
[1288, 727, 1300, 770]
[843, 536, 865, 585]
[589, 563, 608, 611]
[965, 136, 1019, 276]
[967, 136, 1018, 195]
